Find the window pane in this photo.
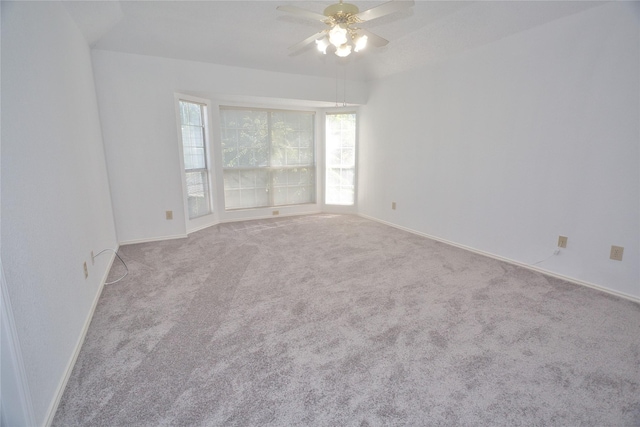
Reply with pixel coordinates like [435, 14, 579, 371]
[325, 113, 356, 206]
[179, 101, 211, 218]
[220, 108, 315, 210]
[182, 146, 205, 170]
[220, 110, 268, 168]
[223, 169, 270, 210]
[185, 171, 210, 218]
[188, 103, 202, 126]
[341, 148, 355, 167]
[224, 189, 241, 209]
[182, 125, 207, 170]
[224, 170, 240, 189]
[271, 111, 314, 167]
[272, 167, 315, 206]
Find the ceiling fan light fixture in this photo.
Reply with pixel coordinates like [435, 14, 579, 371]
[335, 43, 352, 57]
[316, 37, 330, 54]
[329, 25, 348, 47]
[354, 34, 368, 52]
[279, 0, 412, 57]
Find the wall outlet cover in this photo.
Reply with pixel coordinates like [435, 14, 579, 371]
[272, 210, 279, 216]
[610, 245, 624, 261]
[558, 236, 568, 248]
[166, 210, 173, 220]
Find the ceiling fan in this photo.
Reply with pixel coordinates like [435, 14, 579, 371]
[277, 0, 415, 58]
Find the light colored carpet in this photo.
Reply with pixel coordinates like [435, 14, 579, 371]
[54, 214, 640, 426]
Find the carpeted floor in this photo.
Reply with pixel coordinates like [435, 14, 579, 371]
[54, 214, 640, 426]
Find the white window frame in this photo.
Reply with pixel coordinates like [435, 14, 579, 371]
[174, 94, 217, 233]
[209, 99, 323, 223]
[322, 108, 359, 213]
[219, 106, 317, 211]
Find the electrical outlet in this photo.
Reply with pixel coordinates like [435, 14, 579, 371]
[557, 236, 568, 248]
[83, 262, 88, 279]
[166, 210, 173, 220]
[610, 245, 624, 261]
[272, 210, 279, 216]
[91, 251, 94, 265]
[392, 202, 396, 210]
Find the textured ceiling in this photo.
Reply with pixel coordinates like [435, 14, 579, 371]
[64, 1, 605, 81]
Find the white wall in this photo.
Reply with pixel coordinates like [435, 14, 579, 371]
[92, 50, 368, 243]
[2, 257, 36, 426]
[359, 2, 640, 299]
[1, 2, 118, 425]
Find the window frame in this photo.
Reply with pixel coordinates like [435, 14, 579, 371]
[174, 94, 217, 232]
[322, 108, 359, 213]
[215, 103, 322, 216]
[175, 97, 363, 226]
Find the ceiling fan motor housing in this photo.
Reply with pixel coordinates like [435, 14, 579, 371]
[324, 2, 360, 21]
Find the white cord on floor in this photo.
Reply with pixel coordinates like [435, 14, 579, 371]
[93, 248, 128, 285]
[532, 248, 561, 266]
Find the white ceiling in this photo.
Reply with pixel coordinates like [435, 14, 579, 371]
[64, 0, 606, 82]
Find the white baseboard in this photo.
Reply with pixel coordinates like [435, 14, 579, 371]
[188, 220, 219, 234]
[359, 213, 640, 304]
[120, 213, 324, 244]
[44, 247, 119, 427]
[217, 210, 323, 225]
[119, 234, 187, 246]
[187, 211, 327, 235]
[171, 213, 329, 238]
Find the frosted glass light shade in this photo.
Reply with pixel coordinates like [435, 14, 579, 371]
[335, 44, 352, 57]
[329, 25, 348, 47]
[316, 37, 330, 54]
[354, 34, 368, 52]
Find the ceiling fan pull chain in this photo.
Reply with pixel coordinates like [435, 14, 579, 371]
[343, 64, 347, 107]
[335, 62, 339, 107]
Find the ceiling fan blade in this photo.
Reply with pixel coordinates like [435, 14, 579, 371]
[355, 0, 415, 22]
[288, 30, 327, 53]
[356, 28, 389, 48]
[277, 5, 328, 23]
